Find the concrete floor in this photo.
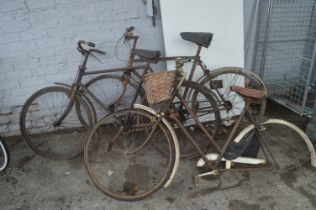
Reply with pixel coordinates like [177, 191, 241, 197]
[1, 101, 316, 210]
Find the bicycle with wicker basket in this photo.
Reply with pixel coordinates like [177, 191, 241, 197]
[108, 27, 269, 126]
[84, 59, 316, 201]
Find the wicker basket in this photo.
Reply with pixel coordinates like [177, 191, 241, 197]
[143, 71, 176, 105]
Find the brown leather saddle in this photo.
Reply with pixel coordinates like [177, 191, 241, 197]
[231, 86, 266, 103]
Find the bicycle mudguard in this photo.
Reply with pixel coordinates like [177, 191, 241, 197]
[234, 119, 316, 167]
[133, 104, 180, 188]
[0, 138, 9, 171]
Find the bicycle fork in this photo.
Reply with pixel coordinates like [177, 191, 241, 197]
[52, 85, 77, 127]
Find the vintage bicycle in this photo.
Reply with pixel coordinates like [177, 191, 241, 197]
[84, 59, 316, 201]
[105, 27, 268, 124]
[19, 38, 161, 160]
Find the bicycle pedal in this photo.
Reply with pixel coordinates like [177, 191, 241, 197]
[197, 170, 219, 178]
[192, 170, 219, 186]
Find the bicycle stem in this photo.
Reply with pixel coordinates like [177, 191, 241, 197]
[52, 86, 77, 127]
[127, 36, 139, 67]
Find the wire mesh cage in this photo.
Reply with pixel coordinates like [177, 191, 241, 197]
[253, 0, 316, 116]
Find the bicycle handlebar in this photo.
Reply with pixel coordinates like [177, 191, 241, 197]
[124, 26, 139, 41]
[77, 40, 106, 55]
[126, 26, 134, 33]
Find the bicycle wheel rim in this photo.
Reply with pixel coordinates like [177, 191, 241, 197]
[20, 86, 92, 160]
[84, 109, 175, 201]
[202, 67, 266, 125]
[0, 139, 9, 171]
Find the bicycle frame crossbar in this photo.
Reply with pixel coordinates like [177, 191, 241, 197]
[82, 65, 147, 76]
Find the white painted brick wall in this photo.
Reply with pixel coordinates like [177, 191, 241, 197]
[1, 0, 252, 136]
[0, 0, 165, 136]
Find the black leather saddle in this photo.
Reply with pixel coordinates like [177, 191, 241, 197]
[134, 49, 161, 60]
[180, 32, 213, 48]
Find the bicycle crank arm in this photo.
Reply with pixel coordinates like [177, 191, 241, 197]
[192, 170, 219, 187]
[196, 153, 266, 168]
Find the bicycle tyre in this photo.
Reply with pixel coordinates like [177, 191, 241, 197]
[84, 109, 176, 201]
[199, 67, 267, 125]
[20, 86, 93, 160]
[0, 137, 9, 172]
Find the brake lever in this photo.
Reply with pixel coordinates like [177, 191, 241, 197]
[89, 52, 103, 64]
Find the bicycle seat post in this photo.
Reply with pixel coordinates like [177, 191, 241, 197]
[186, 45, 202, 83]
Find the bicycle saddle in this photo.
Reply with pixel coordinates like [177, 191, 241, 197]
[134, 49, 161, 60]
[231, 86, 266, 101]
[180, 32, 213, 48]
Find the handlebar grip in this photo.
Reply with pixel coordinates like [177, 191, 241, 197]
[88, 42, 95, 47]
[79, 40, 95, 47]
[126, 26, 135, 32]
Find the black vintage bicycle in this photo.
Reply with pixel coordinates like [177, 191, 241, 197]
[84, 59, 316, 201]
[19, 39, 158, 160]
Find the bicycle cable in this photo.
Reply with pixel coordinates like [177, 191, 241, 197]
[114, 35, 131, 62]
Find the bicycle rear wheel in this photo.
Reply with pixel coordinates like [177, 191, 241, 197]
[199, 67, 267, 126]
[235, 119, 316, 170]
[20, 86, 93, 160]
[84, 109, 176, 201]
[0, 137, 9, 172]
[84, 74, 145, 120]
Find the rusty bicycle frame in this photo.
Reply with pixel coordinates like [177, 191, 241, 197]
[83, 58, 316, 200]
[131, 60, 277, 183]
[125, 27, 233, 112]
[54, 27, 219, 126]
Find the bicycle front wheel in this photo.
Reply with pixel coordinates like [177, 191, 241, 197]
[20, 86, 93, 160]
[0, 137, 9, 172]
[84, 109, 176, 201]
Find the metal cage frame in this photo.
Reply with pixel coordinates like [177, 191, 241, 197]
[249, 0, 316, 117]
